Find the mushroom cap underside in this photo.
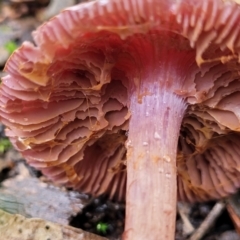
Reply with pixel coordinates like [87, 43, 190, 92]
[1, 0, 240, 202]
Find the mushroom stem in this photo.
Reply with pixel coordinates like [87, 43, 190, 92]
[124, 88, 187, 240]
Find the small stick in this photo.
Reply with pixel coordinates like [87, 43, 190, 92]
[188, 201, 226, 240]
[178, 202, 195, 236]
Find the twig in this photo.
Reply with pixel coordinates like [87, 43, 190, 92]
[178, 202, 195, 236]
[188, 201, 226, 240]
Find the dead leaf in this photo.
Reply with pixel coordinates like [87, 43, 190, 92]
[0, 163, 88, 225]
[0, 209, 108, 240]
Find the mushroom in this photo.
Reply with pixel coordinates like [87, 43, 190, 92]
[1, 0, 240, 239]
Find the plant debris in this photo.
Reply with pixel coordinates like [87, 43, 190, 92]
[0, 209, 108, 240]
[0, 163, 88, 225]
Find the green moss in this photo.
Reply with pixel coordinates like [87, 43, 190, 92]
[4, 41, 18, 54]
[0, 138, 12, 153]
[96, 222, 108, 234]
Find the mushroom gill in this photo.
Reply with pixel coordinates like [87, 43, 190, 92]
[1, 0, 240, 239]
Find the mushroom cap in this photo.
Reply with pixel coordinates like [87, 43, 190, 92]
[1, 0, 240, 202]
